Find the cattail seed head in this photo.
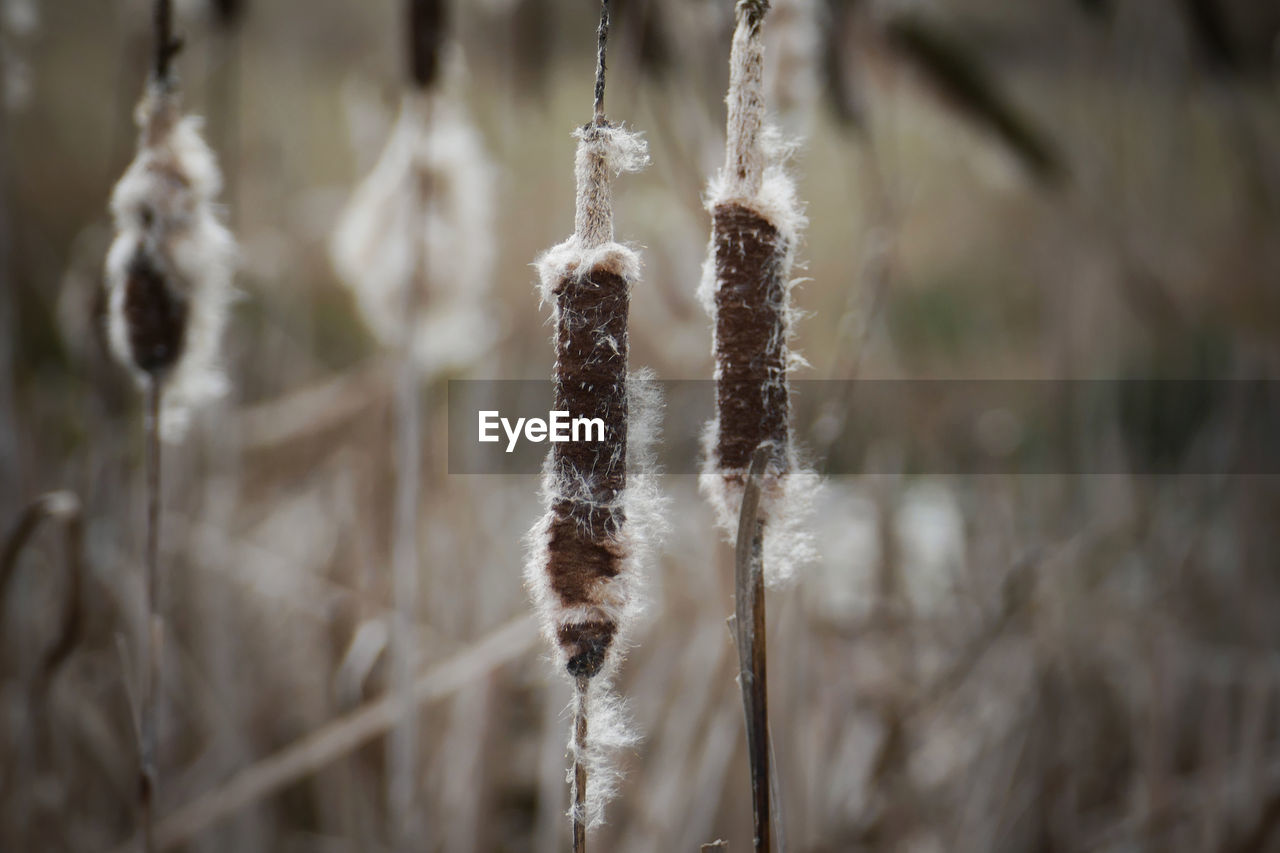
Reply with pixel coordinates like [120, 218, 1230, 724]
[529, 121, 648, 682]
[330, 89, 496, 373]
[104, 84, 237, 440]
[120, 246, 188, 374]
[700, 0, 817, 586]
[525, 120, 660, 829]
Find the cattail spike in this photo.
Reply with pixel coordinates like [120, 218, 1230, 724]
[106, 84, 237, 442]
[526, 50, 658, 831]
[712, 203, 789, 476]
[700, 0, 816, 587]
[121, 246, 188, 375]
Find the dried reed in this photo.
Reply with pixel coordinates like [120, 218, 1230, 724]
[0, 491, 84, 686]
[700, 1, 817, 850]
[525, 1, 659, 845]
[102, 1, 237, 847]
[330, 0, 495, 377]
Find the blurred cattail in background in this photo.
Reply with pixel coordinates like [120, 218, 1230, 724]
[0, 0, 37, 112]
[525, 1, 660, 844]
[328, 0, 498, 845]
[330, 0, 496, 377]
[102, 0, 237, 847]
[700, 0, 816, 588]
[104, 86, 237, 441]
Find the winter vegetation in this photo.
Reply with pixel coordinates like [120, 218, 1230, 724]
[3, 0, 1280, 851]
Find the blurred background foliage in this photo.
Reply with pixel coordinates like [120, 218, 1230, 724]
[2, 0, 1280, 851]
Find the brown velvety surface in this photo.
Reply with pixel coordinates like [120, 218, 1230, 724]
[557, 619, 618, 679]
[712, 202, 789, 475]
[546, 264, 630, 675]
[123, 245, 187, 375]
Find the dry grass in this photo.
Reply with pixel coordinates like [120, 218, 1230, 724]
[2, 1, 1280, 851]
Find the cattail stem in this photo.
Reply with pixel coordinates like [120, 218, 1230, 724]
[734, 443, 772, 853]
[593, 0, 610, 124]
[151, 0, 181, 85]
[139, 380, 163, 853]
[726, 0, 770, 195]
[387, 131, 432, 853]
[388, 338, 422, 849]
[572, 676, 590, 853]
[387, 3, 443, 839]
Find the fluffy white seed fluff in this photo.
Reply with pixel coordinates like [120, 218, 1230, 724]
[330, 90, 496, 373]
[104, 85, 237, 441]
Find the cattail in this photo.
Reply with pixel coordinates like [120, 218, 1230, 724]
[700, 0, 816, 588]
[104, 84, 237, 439]
[525, 1, 658, 839]
[330, 0, 496, 376]
[102, 3, 236, 850]
[331, 2, 492, 846]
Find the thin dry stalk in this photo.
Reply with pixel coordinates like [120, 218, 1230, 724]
[0, 490, 85, 682]
[107, 616, 537, 853]
[573, 675, 590, 853]
[151, 0, 181, 85]
[388, 5, 446, 844]
[733, 443, 773, 853]
[593, 0, 610, 124]
[388, 166, 426, 851]
[140, 380, 162, 853]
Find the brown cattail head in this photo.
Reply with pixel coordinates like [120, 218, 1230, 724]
[407, 0, 447, 90]
[105, 84, 237, 440]
[529, 121, 648, 681]
[121, 245, 188, 375]
[700, 0, 816, 585]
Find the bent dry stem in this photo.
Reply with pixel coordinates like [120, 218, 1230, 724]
[0, 491, 85, 685]
[734, 443, 773, 853]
